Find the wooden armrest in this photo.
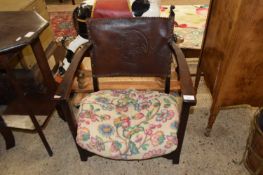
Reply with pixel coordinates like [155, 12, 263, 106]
[170, 42, 196, 105]
[54, 43, 92, 101]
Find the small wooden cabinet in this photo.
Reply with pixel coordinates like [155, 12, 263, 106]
[196, 0, 263, 135]
[0, 0, 54, 68]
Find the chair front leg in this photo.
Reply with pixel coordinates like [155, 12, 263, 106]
[56, 104, 66, 121]
[59, 100, 94, 161]
[164, 102, 191, 164]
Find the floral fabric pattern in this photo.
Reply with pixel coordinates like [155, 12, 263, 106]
[76, 89, 182, 160]
[161, 5, 208, 49]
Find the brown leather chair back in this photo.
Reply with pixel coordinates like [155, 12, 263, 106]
[88, 17, 174, 78]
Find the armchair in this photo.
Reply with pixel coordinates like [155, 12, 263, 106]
[54, 12, 196, 164]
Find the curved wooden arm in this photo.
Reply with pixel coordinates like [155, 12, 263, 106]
[54, 43, 92, 101]
[169, 42, 196, 105]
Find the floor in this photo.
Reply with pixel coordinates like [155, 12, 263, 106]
[0, 0, 254, 174]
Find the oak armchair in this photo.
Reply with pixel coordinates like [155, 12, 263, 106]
[54, 12, 196, 164]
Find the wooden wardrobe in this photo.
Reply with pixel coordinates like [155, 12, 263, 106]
[195, 0, 263, 136]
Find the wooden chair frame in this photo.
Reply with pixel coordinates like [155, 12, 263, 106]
[54, 16, 196, 164]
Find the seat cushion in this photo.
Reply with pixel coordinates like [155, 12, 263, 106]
[76, 89, 182, 160]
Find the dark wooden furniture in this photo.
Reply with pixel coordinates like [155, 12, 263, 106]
[0, 11, 63, 156]
[0, 0, 55, 69]
[195, 0, 263, 136]
[0, 0, 63, 105]
[54, 11, 196, 163]
[0, 115, 15, 150]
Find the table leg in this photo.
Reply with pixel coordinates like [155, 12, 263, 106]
[31, 37, 56, 93]
[0, 116, 15, 150]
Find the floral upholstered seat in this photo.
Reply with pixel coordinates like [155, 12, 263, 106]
[54, 15, 196, 163]
[76, 89, 182, 160]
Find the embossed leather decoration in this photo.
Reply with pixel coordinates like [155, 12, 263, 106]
[88, 17, 174, 77]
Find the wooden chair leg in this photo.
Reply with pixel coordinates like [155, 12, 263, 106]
[56, 104, 66, 121]
[59, 100, 94, 161]
[164, 102, 191, 164]
[0, 116, 15, 150]
[77, 146, 88, 161]
[204, 102, 220, 137]
[164, 149, 180, 164]
[72, 0, 75, 5]
[77, 145, 95, 161]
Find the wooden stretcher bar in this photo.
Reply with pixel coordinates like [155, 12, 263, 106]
[72, 57, 181, 92]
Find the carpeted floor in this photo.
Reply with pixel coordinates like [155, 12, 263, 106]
[0, 77, 254, 175]
[49, 11, 76, 38]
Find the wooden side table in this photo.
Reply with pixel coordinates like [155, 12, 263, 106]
[0, 0, 55, 69]
[0, 11, 59, 156]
